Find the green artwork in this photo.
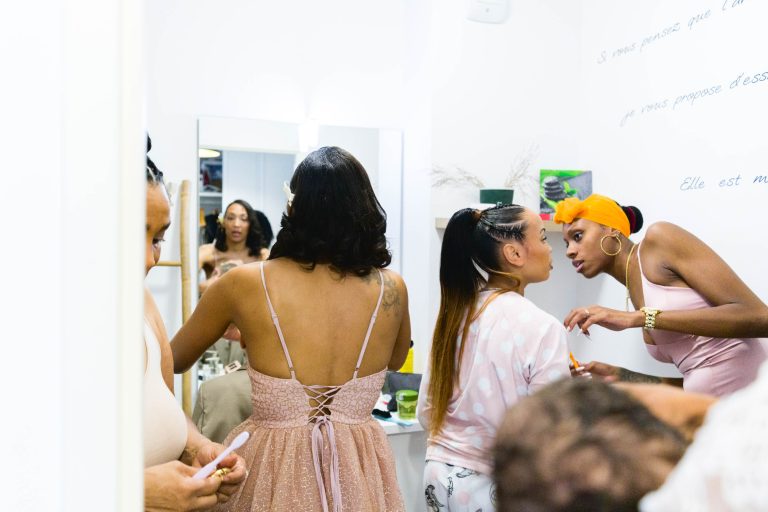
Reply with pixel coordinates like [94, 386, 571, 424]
[539, 170, 593, 214]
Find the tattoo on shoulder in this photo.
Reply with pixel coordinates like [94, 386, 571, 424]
[380, 272, 401, 313]
[360, 271, 377, 284]
[618, 367, 662, 384]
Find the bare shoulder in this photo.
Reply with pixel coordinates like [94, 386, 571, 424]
[644, 221, 707, 254]
[379, 269, 407, 294]
[144, 286, 161, 322]
[377, 269, 407, 315]
[143, 286, 169, 343]
[199, 243, 215, 263]
[219, 261, 263, 290]
[643, 221, 687, 243]
[380, 268, 406, 287]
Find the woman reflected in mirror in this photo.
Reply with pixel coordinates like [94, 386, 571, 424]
[198, 199, 268, 351]
[199, 199, 269, 296]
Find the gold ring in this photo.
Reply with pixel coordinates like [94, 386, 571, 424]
[212, 468, 230, 481]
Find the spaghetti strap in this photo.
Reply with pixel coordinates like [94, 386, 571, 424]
[636, 242, 645, 277]
[353, 269, 385, 379]
[244, 264, 396, 512]
[259, 262, 297, 379]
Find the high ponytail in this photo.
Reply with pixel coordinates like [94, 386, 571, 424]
[428, 209, 483, 437]
[427, 204, 527, 437]
[440, 208, 485, 307]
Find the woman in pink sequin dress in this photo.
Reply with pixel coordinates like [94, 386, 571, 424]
[172, 146, 411, 511]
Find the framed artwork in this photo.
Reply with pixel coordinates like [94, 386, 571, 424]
[539, 169, 593, 217]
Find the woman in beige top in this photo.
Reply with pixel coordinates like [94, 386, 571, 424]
[144, 137, 246, 510]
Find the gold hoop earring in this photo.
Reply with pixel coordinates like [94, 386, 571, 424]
[600, 234, 622, 256]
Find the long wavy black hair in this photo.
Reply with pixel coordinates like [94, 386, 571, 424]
[269, 146, 390, 276]
[214, 199, 265, 257]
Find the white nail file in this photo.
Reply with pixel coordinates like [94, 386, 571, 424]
[193, 431, 250, 479]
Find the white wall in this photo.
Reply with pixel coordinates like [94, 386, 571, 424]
[430, 0, 583, 216]
[2, 0, 145, 510]
[571, 0, 768, 375]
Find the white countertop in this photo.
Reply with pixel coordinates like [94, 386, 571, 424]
[375, 411, 424, 435]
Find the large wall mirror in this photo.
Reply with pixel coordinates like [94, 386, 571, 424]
[194, 116, 404, 380]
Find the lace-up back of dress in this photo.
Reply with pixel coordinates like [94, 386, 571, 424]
[253, 262, 388, 512]
[305, 383, 340, 421]
[248, 262, 387, 428]
[217, 262, 404, 512]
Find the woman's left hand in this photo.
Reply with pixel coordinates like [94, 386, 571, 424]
[564, 305, 643, 335]
[195, 441, 248, 503]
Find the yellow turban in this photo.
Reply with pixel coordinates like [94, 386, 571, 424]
[553, 194, 630, 237]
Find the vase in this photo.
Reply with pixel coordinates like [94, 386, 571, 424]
[479, 188, 514, 205]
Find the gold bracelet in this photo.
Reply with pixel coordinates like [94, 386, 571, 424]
[640, 307, 661, 330]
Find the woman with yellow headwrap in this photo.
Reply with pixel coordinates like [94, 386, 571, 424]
[554, 193, 768, 397]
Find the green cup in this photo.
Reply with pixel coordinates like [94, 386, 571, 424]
[395, 389, 418, 421]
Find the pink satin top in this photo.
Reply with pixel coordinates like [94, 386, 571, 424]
[638, 244, 768, 396]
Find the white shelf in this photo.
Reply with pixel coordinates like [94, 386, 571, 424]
[200, 191, 222, 198]
[435, 217, 561, 232]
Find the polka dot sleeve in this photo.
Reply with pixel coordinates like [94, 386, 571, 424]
[526, 320, 570, 395]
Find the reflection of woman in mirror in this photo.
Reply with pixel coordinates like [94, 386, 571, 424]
[198, 199, 269, 296]
[199, 199, 268, 353]
[555, 194, 768, 396]
[417, 204, 570, 511]
[172, 146, 411, 511]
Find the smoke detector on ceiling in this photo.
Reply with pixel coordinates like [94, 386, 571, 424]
[466, 0, 509, 24]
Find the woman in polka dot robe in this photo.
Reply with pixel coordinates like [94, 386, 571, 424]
[418, 204, 570, 511]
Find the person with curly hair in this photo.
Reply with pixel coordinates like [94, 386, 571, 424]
[198, 198, 269, 356]
[199, 199, 268, 296]
[144, 137, 246, 510]
[493, 378, 689, 512]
